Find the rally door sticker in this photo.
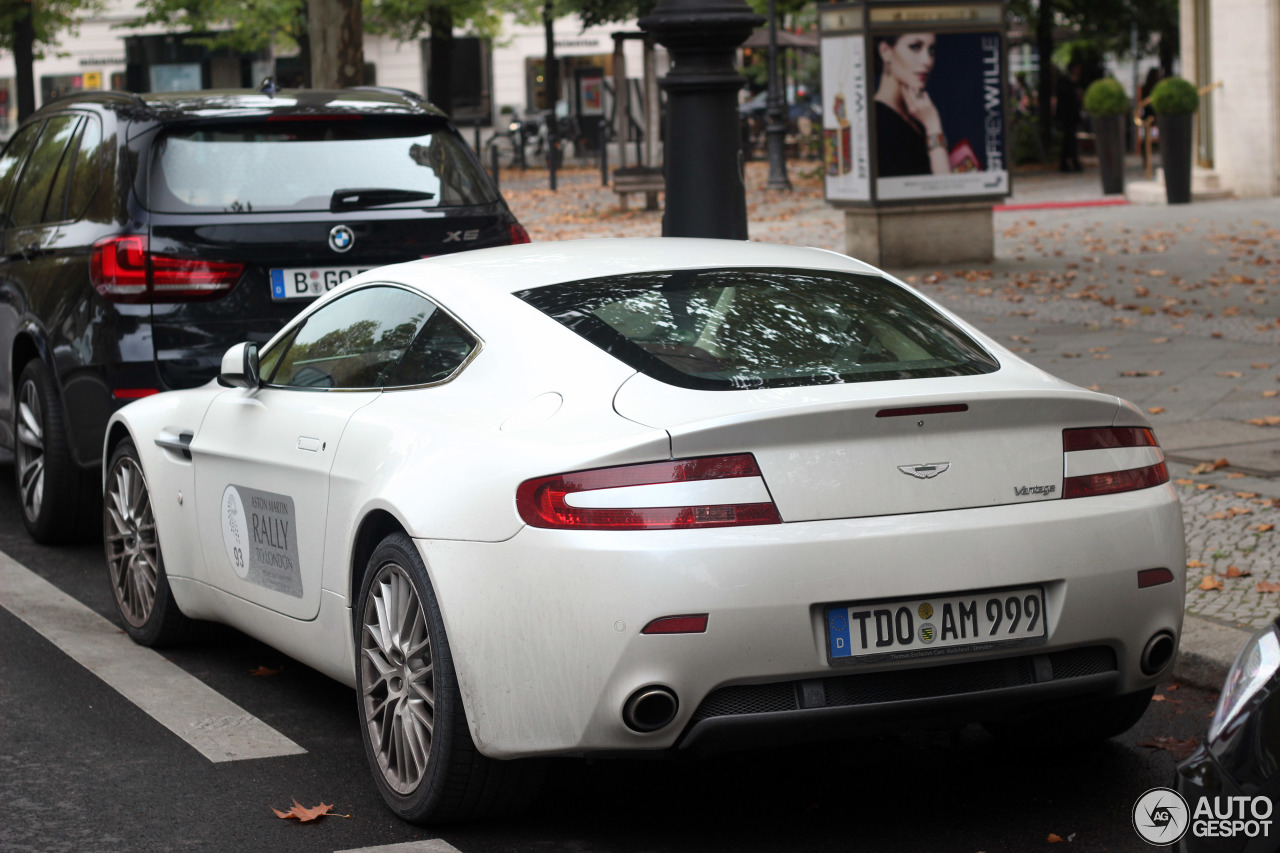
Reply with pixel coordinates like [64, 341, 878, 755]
[221, 485, 304, 598]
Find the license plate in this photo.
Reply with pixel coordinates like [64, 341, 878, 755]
[270, 266, 373, 300]
[826, 586, 1046, 663]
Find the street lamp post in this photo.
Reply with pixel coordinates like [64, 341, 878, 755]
[640, 0, 764, 239]
[764, 0, 793, 191]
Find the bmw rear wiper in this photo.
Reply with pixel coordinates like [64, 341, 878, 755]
[330, 188, 436, 212]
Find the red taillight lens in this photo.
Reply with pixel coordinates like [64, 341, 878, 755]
[509, 223, 531, 244]
[642, 614, 709, 634]
[91, 235, 244, 303]
[1137, 568, 1175, 588]
[516, 454, 781, 531]
[1062, 427, 1169, 498]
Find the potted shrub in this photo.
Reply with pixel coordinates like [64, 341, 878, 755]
[1150, 76, 1199, 203]
[1083, 78, 1129, 194]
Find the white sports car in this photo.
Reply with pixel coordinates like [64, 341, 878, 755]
[104, 238, 1186, 822]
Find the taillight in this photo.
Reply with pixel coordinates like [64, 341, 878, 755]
[509, 223, 531, 244]
[91, 235, 244, 303]
[516, 454, 781, 530]
[1062, 427, 1169, 499]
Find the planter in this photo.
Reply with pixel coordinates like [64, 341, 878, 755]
[1093, 114, 1127, 195]
[1159, 113, 1194, 204]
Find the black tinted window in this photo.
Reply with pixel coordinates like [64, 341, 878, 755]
[10, 115, 80, 227]
[384, 309, 477, 386]
[148, 118, 496, 213]
[269, 286, 434, 389]
[65, 114, 103, 221]
[0, 124, 41, 222]
[518, 268, 999, 390]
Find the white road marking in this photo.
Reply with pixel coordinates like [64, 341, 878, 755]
[335, 842, 464, 853]
[0, 550, 306, 763]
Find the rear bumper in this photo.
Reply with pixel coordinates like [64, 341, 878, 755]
[419, 483, 1185, 758]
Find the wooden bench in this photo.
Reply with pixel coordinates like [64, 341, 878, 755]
[613, 166, 665, 211]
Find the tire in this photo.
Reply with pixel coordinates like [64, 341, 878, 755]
[14, 359, 98, 544]
[103, 439, 192, 646]
[356, 532, 543, 823]
[984, 687, 1155, 743]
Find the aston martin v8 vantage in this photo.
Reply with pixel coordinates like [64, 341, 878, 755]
[103, 238, 1186, 822]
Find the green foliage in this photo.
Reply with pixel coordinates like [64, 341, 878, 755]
[1083, 78, 1129, 117]
[364, 0, 504, 43]
[1150, 76, 1199, 115]
[0, 0, 104, 56]
[128, 0, 304, 53]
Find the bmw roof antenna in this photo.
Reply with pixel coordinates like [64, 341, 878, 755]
[259, 77, 278, 98]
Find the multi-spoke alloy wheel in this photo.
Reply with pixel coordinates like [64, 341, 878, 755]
[102, 439, 191, 647]
[15, 377, 45, 524]
[355, 533, 542, 823]
[105, 453, 159, 629]
[360, 560, 436, 795]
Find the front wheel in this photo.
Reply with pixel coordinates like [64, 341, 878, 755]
[104, 439, 192, 646]
[356, 533, 542, 823]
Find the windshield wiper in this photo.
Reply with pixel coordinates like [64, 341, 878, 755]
[330, 187, 435, 212]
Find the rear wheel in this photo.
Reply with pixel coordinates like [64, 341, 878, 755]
[14, 359, 97, 544]
[356, 533, 542, 823]
[984, 687, 1155, 743]
[104, 439, 192, 646]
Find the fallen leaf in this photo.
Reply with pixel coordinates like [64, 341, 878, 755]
[1150, 337, 1171, 344]
[1264, 391, 1279, 398]
[1120, 369, 1163, 377]
[1257, 523, 1275, 533]
[1167, 683, 1181, 691]
[1047, 834, 1065, 844]
[1223, 566, 1252, 578]
[1227, 473, 1247, 479]
[1186, 559, 1206, 568]
[1246, 416, 1280, 426]
[1216, 371, 1243, 378]
[1259, 581, 1280, 594]
[1196, 484, 1216, 491]
[1251, 362, 1271, 369]
[1200, 575, 1224, 591]
[272, 800, 345, 822]
[1147, 406, 1165, 414]
[1206, 511, 1229, 520]
[1175, 478, 1194, 486]
[1235, 492, 1259, 499]
[1190, 459, 1230, 474]
[250, 666, 283, 677]
[1152, 694, 1167, 701]
[1140, 737, 1200, 761]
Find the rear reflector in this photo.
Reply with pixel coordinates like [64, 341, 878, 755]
[516, 454, 781, 531]
[641, 615, 709, 635]
[1137, 568, 1175, 588]
[1062, 427, 1169, 499]
[111, 389, 160, 400]
[91, 235, 244, 303]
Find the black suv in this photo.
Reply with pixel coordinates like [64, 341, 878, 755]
[0, 87, 528, 543]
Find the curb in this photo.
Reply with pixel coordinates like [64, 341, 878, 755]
[1172, 614, 1254, 691]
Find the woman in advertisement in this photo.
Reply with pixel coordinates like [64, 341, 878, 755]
[873, 33, 952, 177]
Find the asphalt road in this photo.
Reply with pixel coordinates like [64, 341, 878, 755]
[0, 450, 1217, 853]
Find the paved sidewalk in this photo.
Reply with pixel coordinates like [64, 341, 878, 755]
[508, 157, 1280, 689]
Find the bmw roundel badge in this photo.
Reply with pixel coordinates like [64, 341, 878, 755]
[329, 224, 355, 253]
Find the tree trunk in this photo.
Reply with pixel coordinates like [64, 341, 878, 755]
[1036, 0, 1054, 151]
[15, 0, 36, 120]
[307, 0, 364, 89]
[544, 0, 558, 190]
[426, 5, 454, 116]
[296, 0, 312, 88]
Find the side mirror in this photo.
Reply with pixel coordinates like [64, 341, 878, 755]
[217, 342, 260, 388]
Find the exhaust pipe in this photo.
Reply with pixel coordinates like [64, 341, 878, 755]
[623, 686, 679, 733]
[1141, 631, 1177, 675]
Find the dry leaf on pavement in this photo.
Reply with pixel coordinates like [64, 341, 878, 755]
[1199, 575, 1224, 591]
[1190, 459, 1230, 474]
[272, 800, 345, 822]
[1223, 566, 1251, 578]
[1258, 581, 1280, 594]
[1187, 559, 1206, 568]
[250, 666, 283, 677]
[1120, 369, 1163, 377]
[1264, 391, 1279, 398]
[1148, 407, 1165, 415]
[1257, 524, 1275, 533]
[1246, 416, 1280, 426]
[1140, 737, 1200, 761]
[1216, 371, 1243, 378]
[1047, 834, 1065, 843]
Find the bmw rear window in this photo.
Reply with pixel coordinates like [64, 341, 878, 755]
[517, 268, 999, 390]
[147, 118, 496, 213]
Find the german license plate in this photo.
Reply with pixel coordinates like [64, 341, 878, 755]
[270, 266, 373, 300]
[826, 586, 1046, 663]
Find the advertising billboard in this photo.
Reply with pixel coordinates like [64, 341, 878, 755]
[823, 34, 872, 202]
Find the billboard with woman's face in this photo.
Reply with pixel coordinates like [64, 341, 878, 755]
[871, 30, 1008, 200]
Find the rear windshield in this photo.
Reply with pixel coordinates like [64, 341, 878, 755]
[147, 118, 496, 213]
[517, 268, 999, 390]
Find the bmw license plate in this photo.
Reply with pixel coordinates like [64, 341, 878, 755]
[826, 586, 1046, 663]
[270, 266, 373, 300]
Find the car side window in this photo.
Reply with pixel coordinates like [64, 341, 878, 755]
[383, 308, 478, 387]
[64, 114, 103, 222]
[0, 123, 42, 225]
[9, 115, 81, 228]
[269, 286, 435, 389]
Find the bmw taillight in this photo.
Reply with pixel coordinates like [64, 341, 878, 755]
[516, 454, 781, 530]
[1062, 426, 1169, 498]
[90, 235, 245, 303]
[509, 223, 531, 244]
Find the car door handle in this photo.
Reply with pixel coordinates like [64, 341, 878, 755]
[297, 436, 322, 452]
